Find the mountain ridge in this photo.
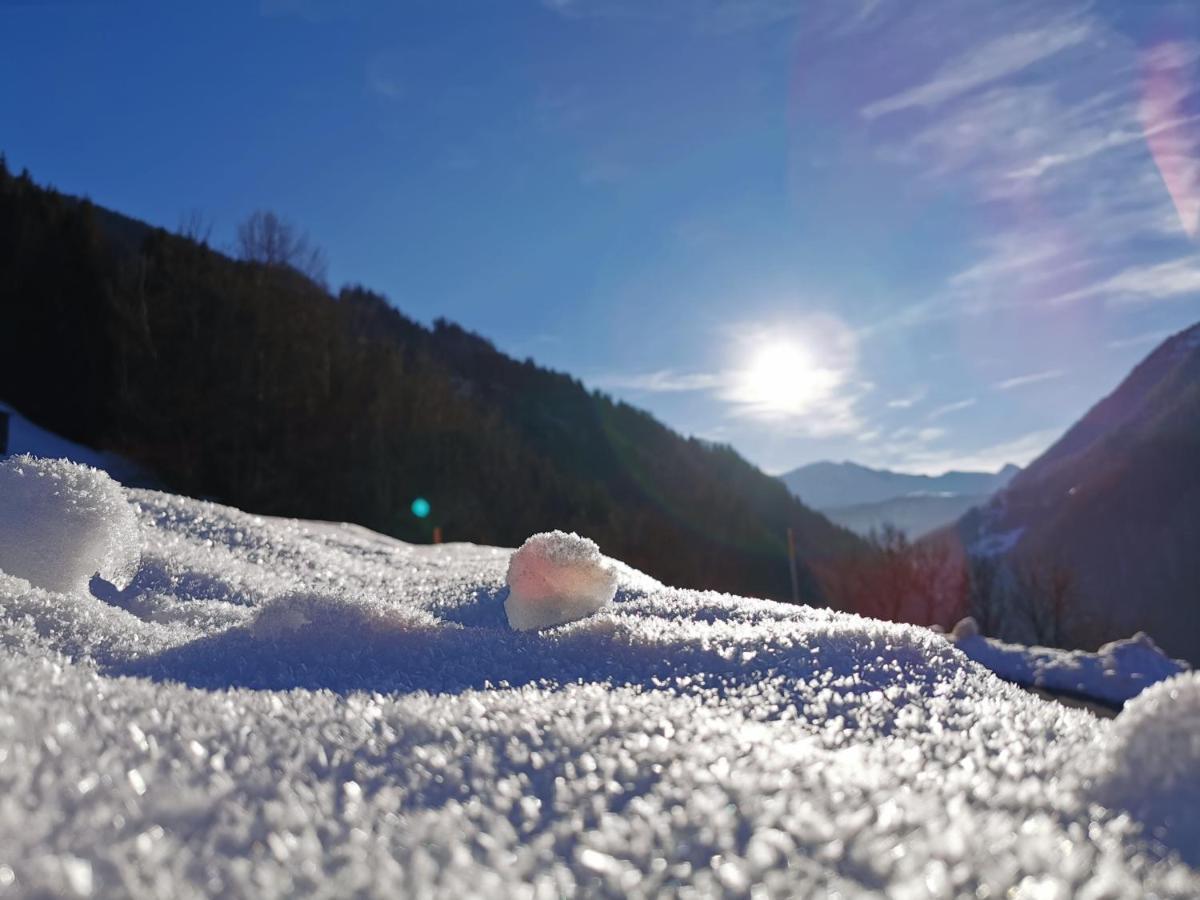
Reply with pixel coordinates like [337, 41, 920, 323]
[780, 460, 1019, 510]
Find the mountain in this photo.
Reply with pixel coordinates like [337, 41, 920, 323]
[779, 460, 1019, 538]
[958, 322, 1200, 661]
[0, 161, 863, 604]
[819, 492, 1004, 540]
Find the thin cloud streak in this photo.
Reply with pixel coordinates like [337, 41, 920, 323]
[1107, 329, 1173, 349]
[1048, 257, 1200, 307]
[927, 398, 977, 421]
[886, 386, 927, 409]
[994, 369, 1065, 390]
[861, 19, 1093, 119]
[591, 369, 723, 393]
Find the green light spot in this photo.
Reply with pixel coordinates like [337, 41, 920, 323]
[411, 497, 431, 519]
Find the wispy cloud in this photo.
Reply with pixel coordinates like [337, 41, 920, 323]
[875, 427, 1060, 476]
[1107, 329, 1172, 350]
[591, 370, 723, 393]
[994, 368, 1065, 390]
[892, 426, 947, 443]
[1048, 257, 1200, 307]
[852, 0, 1200, 339]
[1004, 111, 1200, 183]
[861, 19, 1093, 120]
[927, 398, 977, 421]
[885, 386, 927, 409]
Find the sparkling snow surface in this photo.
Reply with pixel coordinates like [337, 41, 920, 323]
[1090, 672, 1200, 866]
[2, 472, 1199, 897]
[505, 531, 618, 631]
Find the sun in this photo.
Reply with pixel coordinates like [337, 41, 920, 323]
[728, 338, 840, 418]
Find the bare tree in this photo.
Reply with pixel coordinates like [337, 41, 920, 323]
[177, 208, 213, 246]
[236, 210, 328, 284]
[1012, 557, 1079, 647]
[815, 524, 968, 628]
[966, 554, 1004, 636]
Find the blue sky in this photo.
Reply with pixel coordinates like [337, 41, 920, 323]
[2, 0, 1198, 475]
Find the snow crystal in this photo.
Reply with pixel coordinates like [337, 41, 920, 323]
[504, 530, 618, 631]
[1090, 671, 1200, 863]
[0, 455, 140, 594]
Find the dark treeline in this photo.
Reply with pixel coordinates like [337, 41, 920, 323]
[0, 162, 864, 602]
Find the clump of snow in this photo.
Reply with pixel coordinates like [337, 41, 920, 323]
[1089, 671, 1200, 863]
[951, 615, 979, 640]
[504, 530, 618, 631]
[954, 627, 1189, 708]
[0, 455, 140, 594]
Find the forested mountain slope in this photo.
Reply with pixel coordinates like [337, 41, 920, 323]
[0, 162, 862, 602]
[958, 322, 1200, 660]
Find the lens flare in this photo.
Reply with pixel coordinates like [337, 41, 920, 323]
[1141, 41, 1200, 240]
[411, 497, 431, 519]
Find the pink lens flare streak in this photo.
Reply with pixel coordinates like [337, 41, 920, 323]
[1140, 42, 1200, 240]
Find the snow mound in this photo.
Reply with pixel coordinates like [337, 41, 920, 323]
[504, 530, 617, 631]
[0, 455, 140, 594]
[954, 626, 1188, 708]
[251, 590, 437, 642]
[1090, 671, 1200, 863]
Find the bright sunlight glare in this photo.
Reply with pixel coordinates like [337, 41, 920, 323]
[727, 339, 841, 419]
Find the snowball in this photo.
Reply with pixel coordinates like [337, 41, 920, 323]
[1089, 671, 1200, 863]
[0, 455, 140, 594]
[951, 616, 979, 640]
[504, 531, 617, 631]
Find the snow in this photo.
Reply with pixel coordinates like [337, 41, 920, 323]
[0, 455, 140, 594]
[953, 626, 1190, 708]
[951, 615, 979, 640]
[1088, 672, 1200, 865]
[0, 459, 1198, 896]
[0, 400, 144, 484]
[504, 530, 618, 631]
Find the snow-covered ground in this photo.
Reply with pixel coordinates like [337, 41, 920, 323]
[2, 459, 1199, 897]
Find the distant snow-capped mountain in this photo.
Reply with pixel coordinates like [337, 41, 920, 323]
[779, 460, 1019, 538]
